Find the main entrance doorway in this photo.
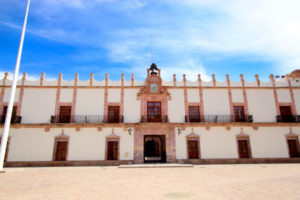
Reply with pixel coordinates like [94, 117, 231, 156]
[144, 135, 166, 163]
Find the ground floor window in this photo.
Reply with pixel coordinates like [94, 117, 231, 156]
[287, 138, 300, 158]
[53, 138, 69, 161]
[237, 138, 251, 158]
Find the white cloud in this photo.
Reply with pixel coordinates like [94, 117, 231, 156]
[170, 0, 300, 73]
[3, 0, 300, 79]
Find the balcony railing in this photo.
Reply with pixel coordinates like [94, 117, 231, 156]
[185, 115, 253, 123]
[0, 116, 22, 124]
[276, 115, 300, 123]
[50, 115, 124, 123]
[140, 115, 168, 123]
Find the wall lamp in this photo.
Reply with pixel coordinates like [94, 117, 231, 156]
[128, 128, 133, 136]
[177, 127, 182, 135]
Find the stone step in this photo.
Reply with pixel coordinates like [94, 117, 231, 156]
[118, 163, 194, 168]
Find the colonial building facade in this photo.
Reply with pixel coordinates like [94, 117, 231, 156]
[0, 65, 300, 166]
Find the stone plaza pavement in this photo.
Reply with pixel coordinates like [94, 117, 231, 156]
[0, 164, 300, 200]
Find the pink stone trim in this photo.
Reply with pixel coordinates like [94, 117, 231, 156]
[198, 74, 204, 117]
[90, 73, 94, 87]
[173, 74, 176, 87]
[212, 74, 216, 87]
[288, 79, 297, 115]
[0, 73, 8, 116]
[240, 74, 249, 116]
[16, 73, 26, 116]
[120, 74, 124, 120]
[270, 75, 280, 115]
[54, 74, 62, 116]
[131, 74, 134, 87]
[103, 74, 109, 121]
[134, 126, 176, 163]
[72, 74, 78, 117]
[183, 74, 188, 117]
[226, 75, 234, 120]
[255, 74, 260, 87]
[40, 73, 45, 86]
[137, 73, 170, 121]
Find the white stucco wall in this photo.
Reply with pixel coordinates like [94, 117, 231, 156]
[277, 89, 291, 103]
[247, 89, 277, 122]
[3, 126, 299, 162]
[108, 89, 121, 102]
[187, 89, 200, 103]
[69, 128, 133, 161]
[200, 127, 238, 159]
[124, 89, 140, 123]
[5, 128, 58, 161]
[4, 127, 134, 162]
[175, 126, 297, 160]
[293, 89, 300, 114]
[75, 89, 104, 116]
[247, 127, 290, 158]
[231, 89, 244, 103]
[202, 89, 230, 115]
[176, 127, 238, 159]
[168, 89, 185, 123]
[4, 88, 20, 102]
[59, 89, 73, 102]
[20, 89, 56, 123]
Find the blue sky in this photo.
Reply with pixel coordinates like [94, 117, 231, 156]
[0, 0, 300, 82]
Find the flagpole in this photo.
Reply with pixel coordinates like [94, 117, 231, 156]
[0, 0, 30, 172]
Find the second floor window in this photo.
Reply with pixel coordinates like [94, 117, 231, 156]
[108, 106, 120, 123]
[189, 106, 200, 122]
[59, 106, 71, 123]
[279, 106, 293, 122]
[233, 106, 245, 122]
[280, 106, 292, 116]
[147, 102, 161, 122]
[1, 106, 17, 123]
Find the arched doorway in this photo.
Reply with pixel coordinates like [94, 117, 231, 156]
[144, 135, 166, 163]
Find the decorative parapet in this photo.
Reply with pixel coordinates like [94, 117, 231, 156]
[0, 70, 300, 88]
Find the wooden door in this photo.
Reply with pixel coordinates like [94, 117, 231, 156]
[147, 102, 161, 122]
[233, 106, 245, 122]
[55, 141, 68, 161]
[107, 141, 118, 160]
[288, 139, 300, 158]
[238, 140, 250, 158]
[188, 140, 199, 159]
[59, 106, 71, 123]
[108, 106, 120, 123]
[2, 106, 17, 123]
[189, 106, 200, 122]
